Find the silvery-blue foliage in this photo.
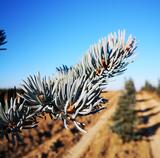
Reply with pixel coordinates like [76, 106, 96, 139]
[21, 73, 55, 111]
[0, 97, 37, 143]
[0, 30, 137, 141]
[79, 30, 136, 77]
[53, 71, 107, 132]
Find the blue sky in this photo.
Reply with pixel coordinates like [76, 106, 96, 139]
[0, 0, 160, 90]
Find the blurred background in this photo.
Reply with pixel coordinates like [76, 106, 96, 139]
[1, 1, 160, 158]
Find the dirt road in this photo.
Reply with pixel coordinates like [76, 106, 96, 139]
[64, 92, 120, 158]
[136, 92, 160, 158]
[23, 91, 160, 158]
[64, 91, 160, 158]
[23, 91, 120, 158]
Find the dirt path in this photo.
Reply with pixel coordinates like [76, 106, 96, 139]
[64, 92, 120, 158]
[136, 92, 160, 158]
[23, 91, 160, 158]
[23, 91, 119, 158]
[65, 91, 160, 158]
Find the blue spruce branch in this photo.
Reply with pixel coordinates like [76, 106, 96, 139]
[0, 30, 137, 142]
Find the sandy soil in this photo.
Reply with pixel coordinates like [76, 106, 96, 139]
[136, 91, 160, 158]
[64, 92, 120, 158]
[62, 91, 154, 158]
[1, 91, 160, 158]
[22, 91, 118, 158]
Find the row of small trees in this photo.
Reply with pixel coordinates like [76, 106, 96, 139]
[111, 79, 141, 142]
[141, 80, 160, 96]
[111, 78, 160, 142]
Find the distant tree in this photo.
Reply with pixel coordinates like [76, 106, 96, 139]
[124, 78, 136, 96]
[141, 80, 156, 92]
[0, 30, 7, 50]
[111, 79, 141, 142]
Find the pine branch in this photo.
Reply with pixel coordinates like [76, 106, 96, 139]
[0, 97, 37, 144]
[0, 30, 137, 142]
[0, 30, 7, 51]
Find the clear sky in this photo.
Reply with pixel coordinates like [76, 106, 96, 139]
[0, 0, 160, 90]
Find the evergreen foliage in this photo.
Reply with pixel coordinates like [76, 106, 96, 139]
[111, 79, 140, 142]
[0, 30, 137, 143]
[156, 80, 160, 96]
[0, 30, 7, 50]
[141, 81, 156, 92]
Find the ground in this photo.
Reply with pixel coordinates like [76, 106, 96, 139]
[0, 91, 160, 158]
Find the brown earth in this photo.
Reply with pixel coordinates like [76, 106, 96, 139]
[62, 91, 153, 158]
[0, 91, 160, 158]
[136, 91, 160, 158]
[23, 91, 119, 158]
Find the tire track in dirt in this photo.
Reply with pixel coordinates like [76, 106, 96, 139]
[64, 92, 120, 158]
[136, 92, 160, 158]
